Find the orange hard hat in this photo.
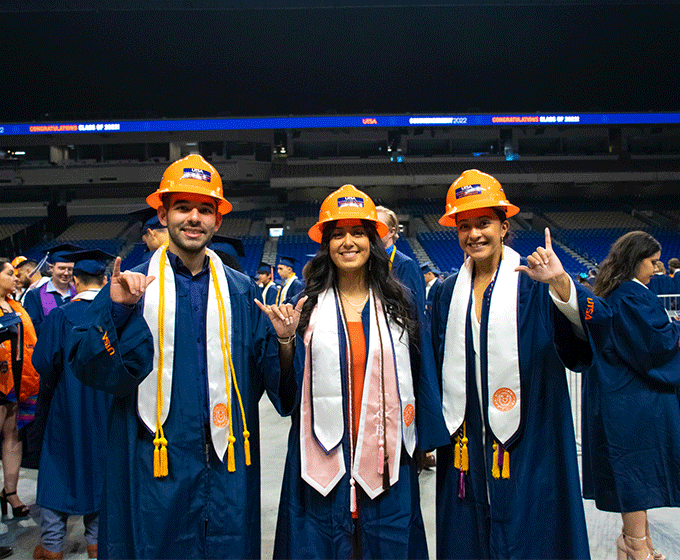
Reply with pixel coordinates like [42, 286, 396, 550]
[10, 256, 26, 268]
[146, 154, 232, 215]
[308, 184, 389, 243]
[439, 169, 520, 227]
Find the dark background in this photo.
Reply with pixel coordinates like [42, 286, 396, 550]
[2, 0, 680, 122]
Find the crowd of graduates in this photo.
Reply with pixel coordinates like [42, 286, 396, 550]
[0, 156, 677, 560]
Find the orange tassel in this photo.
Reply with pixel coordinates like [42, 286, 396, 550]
[502, 449, 510, 479]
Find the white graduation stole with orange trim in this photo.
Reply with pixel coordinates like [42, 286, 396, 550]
[442, 245, 522, 449]
[140, 247, 249, 475]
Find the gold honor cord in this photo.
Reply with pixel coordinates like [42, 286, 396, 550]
[388, 245, 396, 271]
[210, 259, 250, 472]
[154, 247, 169, 478]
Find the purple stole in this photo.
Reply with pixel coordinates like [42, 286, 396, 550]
[39, 283, 76, 316]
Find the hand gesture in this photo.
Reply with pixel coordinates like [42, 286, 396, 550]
[109, 257, 156, 306]
[255, 296, 307, 339]
[515, 228, 571, 301]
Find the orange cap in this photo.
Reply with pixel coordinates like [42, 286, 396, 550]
[308, 184, 389, 243]
[439, 169, 519, 227]
[146, 154, 232, 215]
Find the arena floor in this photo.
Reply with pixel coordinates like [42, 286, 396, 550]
[2, 400, 678, 559]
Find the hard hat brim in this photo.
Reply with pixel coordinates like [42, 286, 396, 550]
[146, 189, 232, 215]
[308, 218, 389, 243]
[439, 201, 520, 227]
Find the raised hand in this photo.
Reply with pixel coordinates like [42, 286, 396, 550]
[515, 228, 571, 301]
[255, 296, 307, 339]
[109, 257, 156, 306]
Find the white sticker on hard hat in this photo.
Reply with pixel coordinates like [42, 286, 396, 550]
[455, 184, 482, 199]
[337, 196, 364, 208]
[182, 168, 211, 182]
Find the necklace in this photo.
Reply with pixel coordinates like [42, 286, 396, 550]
[340, 290, 369, 312]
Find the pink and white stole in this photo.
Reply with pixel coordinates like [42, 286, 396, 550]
[300, 288, 416, 500]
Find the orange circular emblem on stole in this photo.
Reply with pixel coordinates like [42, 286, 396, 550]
[492, 388, 517, 412]
[212, 403, 229, 428]
[403, 404, 415, 427]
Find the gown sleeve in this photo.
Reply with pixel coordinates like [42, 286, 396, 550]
[68, 284, 154, 397]
[612, 290, 680, 386]
[22, 288, 44, 338]
[551, 279, 612, 372]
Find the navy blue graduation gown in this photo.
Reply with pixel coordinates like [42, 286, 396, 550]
[582, 280, 680, 513]
[262, 281, 280, 305]
[273, 297, 449, 559]
[647, 273, 676, 296]
[281, 276, 305, 304]
[68, 257, 290, 560]
[431, 268, 611, 560]
[32, 294, 112, 515]
[391, 247, 427, 321]
[425, 278, 442, 323]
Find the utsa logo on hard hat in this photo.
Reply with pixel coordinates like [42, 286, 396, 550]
[147, 154, 232, 215]
[439, 169, 520, 227]
[308, 184, 389, 243]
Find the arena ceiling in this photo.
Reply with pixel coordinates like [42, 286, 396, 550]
[2, 1, 680, 123]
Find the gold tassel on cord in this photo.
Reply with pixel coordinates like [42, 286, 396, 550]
[492, 442, 500, 479]
[243, 430, 251, 466]
[153, 432, 169, 478]
[227, 435, 236, 472]
[502, 449, 510, 479]
[454, 435, 461, 470]
[461, 434, 469, 472]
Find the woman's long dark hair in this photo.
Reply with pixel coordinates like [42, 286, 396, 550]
[593, 231, 661, 298]
[298, 220, 418, 341]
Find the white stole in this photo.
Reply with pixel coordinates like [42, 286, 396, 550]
[277, 274, 298, 305]
[138, 246, 233, 461]
[442, 245, 522, 445]
[300, 288, 416, 499]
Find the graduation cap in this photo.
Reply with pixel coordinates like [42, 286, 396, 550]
[420, 261, 441, 275]
[209, 235, 245, 259]
[63, 249, 116, 276]
[46, 243, 85, 264]
[257, 261, 273, 274]
[130, 208, 165, 236]
[278, 255, 297, 268]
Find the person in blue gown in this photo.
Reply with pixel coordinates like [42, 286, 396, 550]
[258, 185, 449, 559]
[23, 244, 82, 338]
[67, 155, 296, 560]
[431, 170, 611, 560]
[582, 231, 680, 560]
[31, 250, 115, 560]
[276, 255, 304, 304]
[257, 261, 280, 305]
[421, 261, 442, 323]
[376, 206, 427, 321]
